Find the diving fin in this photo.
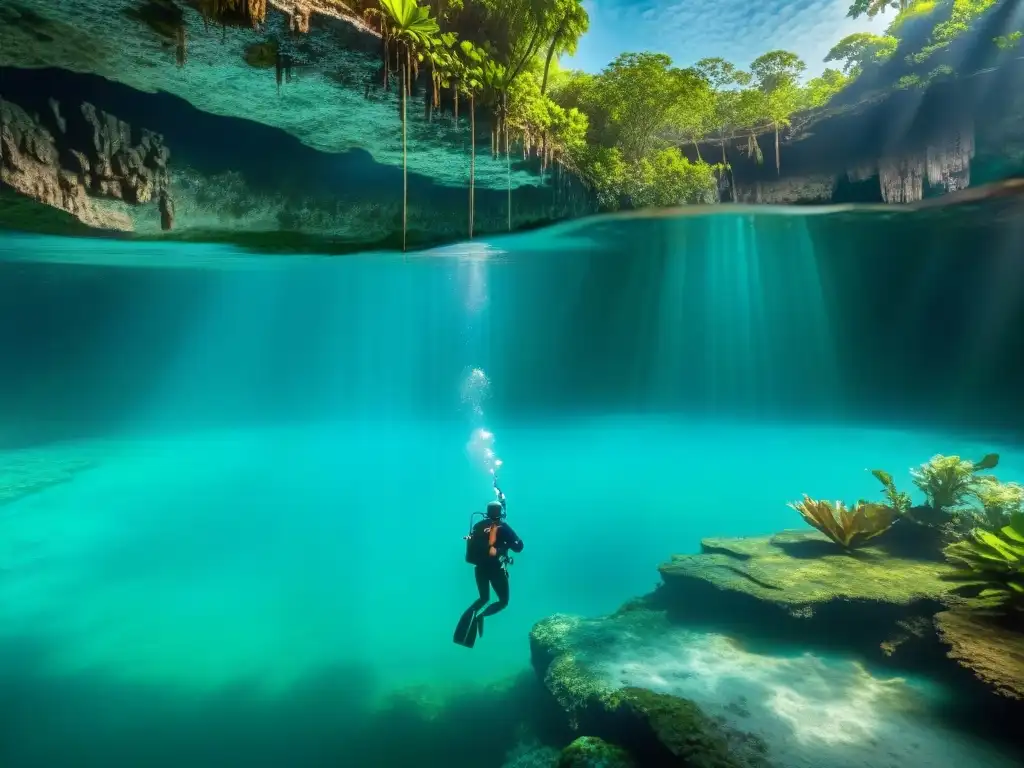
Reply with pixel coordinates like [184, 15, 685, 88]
[476, 614, 484, 638]
[453, 607, 478, 648]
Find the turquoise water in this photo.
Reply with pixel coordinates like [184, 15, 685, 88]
[1, 207, 1023, 767]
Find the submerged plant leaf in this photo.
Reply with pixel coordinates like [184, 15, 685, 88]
[871, 468, 911, 516]
[974, 453, 1000, 472]
[872, 469, 894, 487]
[910, 453, 1000, 512]
[942, 512, 1024, 611]
[970, 476, 1024, 530]
[788, 495, 896, 550]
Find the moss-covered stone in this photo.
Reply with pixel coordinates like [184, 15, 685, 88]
[660, 530, 958, 608]
[557, 736, 635, 768]
[935, 605, 1024, 700]
[531, 615, 619, 729]
[610, 688, 767, 768]
[530, 612, 769, 767]
[649, 530, 972, 670]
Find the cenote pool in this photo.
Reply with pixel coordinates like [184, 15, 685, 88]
[1, 204, 1023, 768]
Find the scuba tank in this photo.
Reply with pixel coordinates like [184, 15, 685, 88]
[463, 480, 512, 569]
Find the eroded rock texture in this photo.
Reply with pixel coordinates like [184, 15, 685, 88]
[867, 123, 975, 203]
[0, 95, 172, 230]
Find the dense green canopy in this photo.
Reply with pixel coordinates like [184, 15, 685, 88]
[294, 0, 1020, 235]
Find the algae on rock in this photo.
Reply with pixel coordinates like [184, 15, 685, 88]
[557, 736, 635, 768]
[935, 605, 1024, 700]
[530, 612, 770, 768]
[659, 530, 958, 608]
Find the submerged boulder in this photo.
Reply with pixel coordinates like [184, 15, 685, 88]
[661, 529, 957, 606]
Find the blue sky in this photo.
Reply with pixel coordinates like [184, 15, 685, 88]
[564, 0, 892, 78]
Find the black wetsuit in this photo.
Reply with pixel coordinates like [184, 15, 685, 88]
[467, 521, 524, 619]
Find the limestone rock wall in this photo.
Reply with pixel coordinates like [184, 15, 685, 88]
[0, 96, 172, 231]
[732, 174, 837, 204]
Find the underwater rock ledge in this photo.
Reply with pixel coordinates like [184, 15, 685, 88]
[528, 529, 1024, 766]
[656, 529, 956, 642]
[650, 529, 1024, 700]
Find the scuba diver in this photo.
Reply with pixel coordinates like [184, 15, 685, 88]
[453, 482, 523, 648]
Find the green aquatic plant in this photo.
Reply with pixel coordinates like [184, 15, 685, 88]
[788, 495, 897, 550]
[943, 512, 1024, 609]
[871, 469, 912, 516]
[969, 476, 1024, 530]
[910, 453, 998, 512]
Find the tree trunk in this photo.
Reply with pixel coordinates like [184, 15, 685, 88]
[692, 140, 702, 162]
[721, 139, 736, 202]
[469, 95, 475, 239]
[504, 93, 511, 232]
[425, 72, 431, 121]
[540, 32, 560, 95]
[775, 122, 780, 175]
[402, 57, 408, 252]
[453, 86, 459, 124]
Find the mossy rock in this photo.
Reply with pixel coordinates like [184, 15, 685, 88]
[558, 736, 635, 768]
[530, 612, 769, 767]
[609, 688, 768, 768]
[935, 605, 1024, 700]
[659, 530, 959, 608]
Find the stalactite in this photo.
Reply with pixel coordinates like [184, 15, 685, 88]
[878, 156, 925, 203]
[288, 4, 310, 33]
[926, 123, 975, 193]
[175, 25, 187, 67]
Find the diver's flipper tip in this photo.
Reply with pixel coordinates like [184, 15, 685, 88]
[453, 608, 478, 648]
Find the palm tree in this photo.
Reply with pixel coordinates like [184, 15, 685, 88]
[540, 0, 589, 95]
[458, 42, 486, 238]
[422, 31, 458, 122]
[481, 59, 513, 231]
[377, 0, 440, 251]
